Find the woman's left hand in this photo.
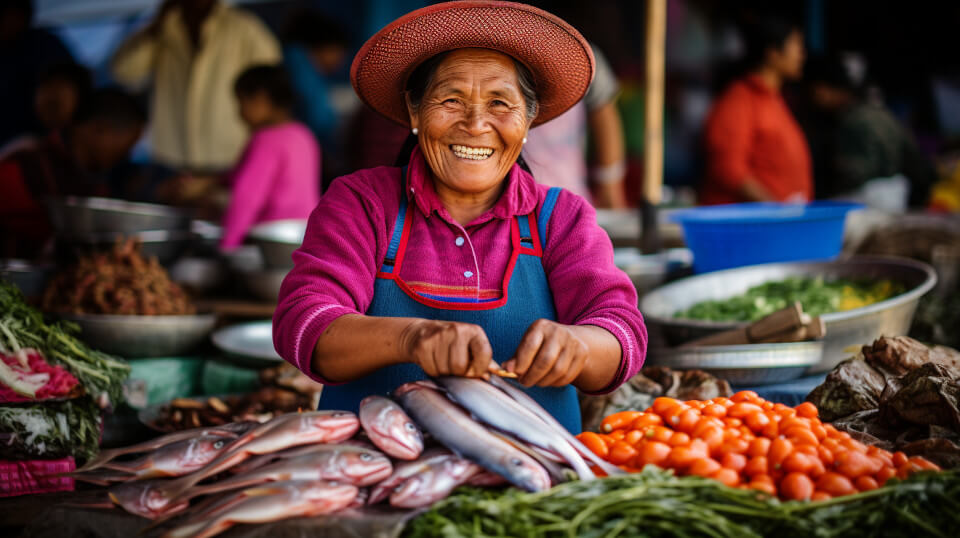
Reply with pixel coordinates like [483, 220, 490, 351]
[503, 319, 589, 387]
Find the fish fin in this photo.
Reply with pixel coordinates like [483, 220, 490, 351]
[75, 449, 120, 472]
[102, 461, 141, 473]
[241, 486, 286, 497]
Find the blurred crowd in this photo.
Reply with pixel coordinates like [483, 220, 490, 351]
[1, 0, 958, 261]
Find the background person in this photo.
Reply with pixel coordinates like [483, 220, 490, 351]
[701, 13, 812, 205]
[110, 0, 280, 172]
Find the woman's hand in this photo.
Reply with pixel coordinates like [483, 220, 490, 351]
[401, 319, 494, 378]
[503, 319, 589, 387]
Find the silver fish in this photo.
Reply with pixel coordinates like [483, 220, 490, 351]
[488, 375, 625, 477]
[368, 448, 459, 504]
[100, 435, 234, 479]
[162, 480, 358, 538]
[76, 422, 256, 472]
[182, 445, 392, 501]
[158, 411, 358, 502]
[359, 395, 424, 460]
[436, 376, 595, 480]
[394, 382, 550, 492]
[108, 479, 190, 520]
[389, 456, 481, 508]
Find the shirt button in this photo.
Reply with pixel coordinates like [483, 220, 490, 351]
[463, 271, 473, 278]
[455, 237, 465, 247]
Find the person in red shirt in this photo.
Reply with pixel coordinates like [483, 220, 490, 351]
[0, 88, 145, 259]
[701, 14, 812, 205]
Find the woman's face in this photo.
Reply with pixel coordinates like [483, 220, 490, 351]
[407, 49, 533, 196]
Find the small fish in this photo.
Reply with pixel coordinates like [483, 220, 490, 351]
[108, 479, 190, 520]
[76, 422, 256, 472]
[182, 445, 392, 501]
[390, 456, 481, 508]
[394, 382, 550, 492]
[99, 435, 233, 479]
[158, 411, 359, 501]
[359, 395, 424, 460]
[162, 480, 358, 538]
[488, 375, 625, 477]
[436, 376, 596, 480]
[368, 448, 459, 504]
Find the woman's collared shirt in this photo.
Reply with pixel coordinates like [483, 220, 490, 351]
[273, 148, 647, 394]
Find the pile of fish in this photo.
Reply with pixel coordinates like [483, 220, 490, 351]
[63, 376, 619, 538]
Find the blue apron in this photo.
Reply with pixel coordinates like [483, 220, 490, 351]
[319, 169, 581, 433]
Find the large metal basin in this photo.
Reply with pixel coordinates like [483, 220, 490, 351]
[61, 313, 217, 358]
[640, 256, 937, 372]
[47, 196, 190, 235]
[248, 220, 307, 269]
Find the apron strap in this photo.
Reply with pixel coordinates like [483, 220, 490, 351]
[538, 187, 562, 250]
[380, 166, 410, 274]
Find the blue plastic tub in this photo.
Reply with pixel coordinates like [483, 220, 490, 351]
[669, 201, 864, 273]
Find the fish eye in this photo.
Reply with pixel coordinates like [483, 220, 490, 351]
[511, 458, 523, 466]
[360, 453, 373, 461]
[214, 441, 225, 449]
[332, 412, 346, 417]
[404, 422, 417, 432]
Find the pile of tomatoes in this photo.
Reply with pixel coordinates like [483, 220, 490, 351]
[576, 391, 940, 501]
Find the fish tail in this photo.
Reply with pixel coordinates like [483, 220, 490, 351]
[162, 521, 209, 538]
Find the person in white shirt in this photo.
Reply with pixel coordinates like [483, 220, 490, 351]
[111, 0, 280, 172]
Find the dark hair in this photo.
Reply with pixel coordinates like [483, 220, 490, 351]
[397, 51, 539, 170]
[234, 64, 295, 109]
[741, 13, 801, 69]
[72, 87, 146, 128]
[37, 61, 92, 94]
[806, 54, 862, 95]
[404, 51, 539, 121]
[283, 9, 349, 49]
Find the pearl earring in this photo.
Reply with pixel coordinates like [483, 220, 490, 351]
[522, 137, 527, 144]
[412, 127, 419, 135]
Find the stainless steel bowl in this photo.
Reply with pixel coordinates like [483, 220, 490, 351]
[640, 256, 937, 372]
[239, 267, 288, 303]
[248, 220, 307, 269]
[60, 229, 197, 265]
[615, 248, 693, 296]
[1, 259, 53, 298]
[646, 341, 824, 385]
[61, 313, 217, 358]
[211, 321, 284, 367]
[47, 196, 191, 235]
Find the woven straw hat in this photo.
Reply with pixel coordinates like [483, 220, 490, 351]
[350, 1, 595, 127]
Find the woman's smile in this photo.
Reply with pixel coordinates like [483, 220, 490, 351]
[450, 144, 495, 161]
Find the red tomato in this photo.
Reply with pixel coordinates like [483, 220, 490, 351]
[721, 452, 747, 472]
[811, 491, 832, 501]
[785, 427, 820, 447]
[795, 402, 819, 419]
[855, 476, 879, 491]
[744, 456, 769, 477]
[608, 441, 639, 465]
[675, 408, 702, 434]
[781, 472, 815, 501]
[702, 403, 727, 418]
[711, 468, 741, 487]
[602, 411, 644, 433]
[748, 437, 772, 458]
[876, 466, 896, 484]
[782, 452, 814, 474]
[892, 451, 909, 467]
[744, 411, 771, 433]
[668, 432, 691, 447]
[640, 441, 672, 467]
[630, 413, 664, 430]
[667, 446, 699, 469]
[748, 476, 777, 496]
[699, 426, 725, 453]
[577, 432, 609, 459]
[816, 472, 856, 496]
[652, 397, 681, 416]
[769, 438, 794, 468]
[689, 457, 723, 477]
[715, 438, 750, 458]
[728, 403, 764, 419]
[835, 451, 883, 478]
[731, 390, 760, 403]
[624, 429, 644, 446]
[646, 426, 674, 444]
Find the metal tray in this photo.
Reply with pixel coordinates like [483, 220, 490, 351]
[248, 219, 307, 269]
[47, 196, 190, 235]
[640, 256, 937, 372]
[646, 341, 824, 385]
[211, 321, 284, 367]
[61, 312, 216, 358]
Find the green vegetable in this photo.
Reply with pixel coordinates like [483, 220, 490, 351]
[0, 399, 101, 462]
[0, 280, 130, 408]
[674, 277, 903, 322]
[404, 467, 960, 538]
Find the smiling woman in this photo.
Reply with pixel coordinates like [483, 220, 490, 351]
[272, 1, 648, 434]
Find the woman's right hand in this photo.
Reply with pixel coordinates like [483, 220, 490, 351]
[401, 319, 494, 377]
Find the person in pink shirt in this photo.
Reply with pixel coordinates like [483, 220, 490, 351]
[272, 2, 646, 432]
[220, 64, 320, 249]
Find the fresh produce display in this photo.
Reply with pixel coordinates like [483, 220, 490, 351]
[405, 466, 960, 538]
[148, 388, 317, 432]
[577, 391, 940, 501]
[581, 366, 732, 433]
[65, 377, 604, 537]
[808, 336, 960, 468]
[41, 238, 195, 316]
[0, 280, 129, 463]
[674, 276, 903, 322]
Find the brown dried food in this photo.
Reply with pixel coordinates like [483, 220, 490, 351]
[41, 238, 195, 316]
[806, 358, 887, 422]
[878, 362, 960, 429]
[862, 336, 960, 377]
[900, 438, 960, 469]
[152, 388, 311, 431]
